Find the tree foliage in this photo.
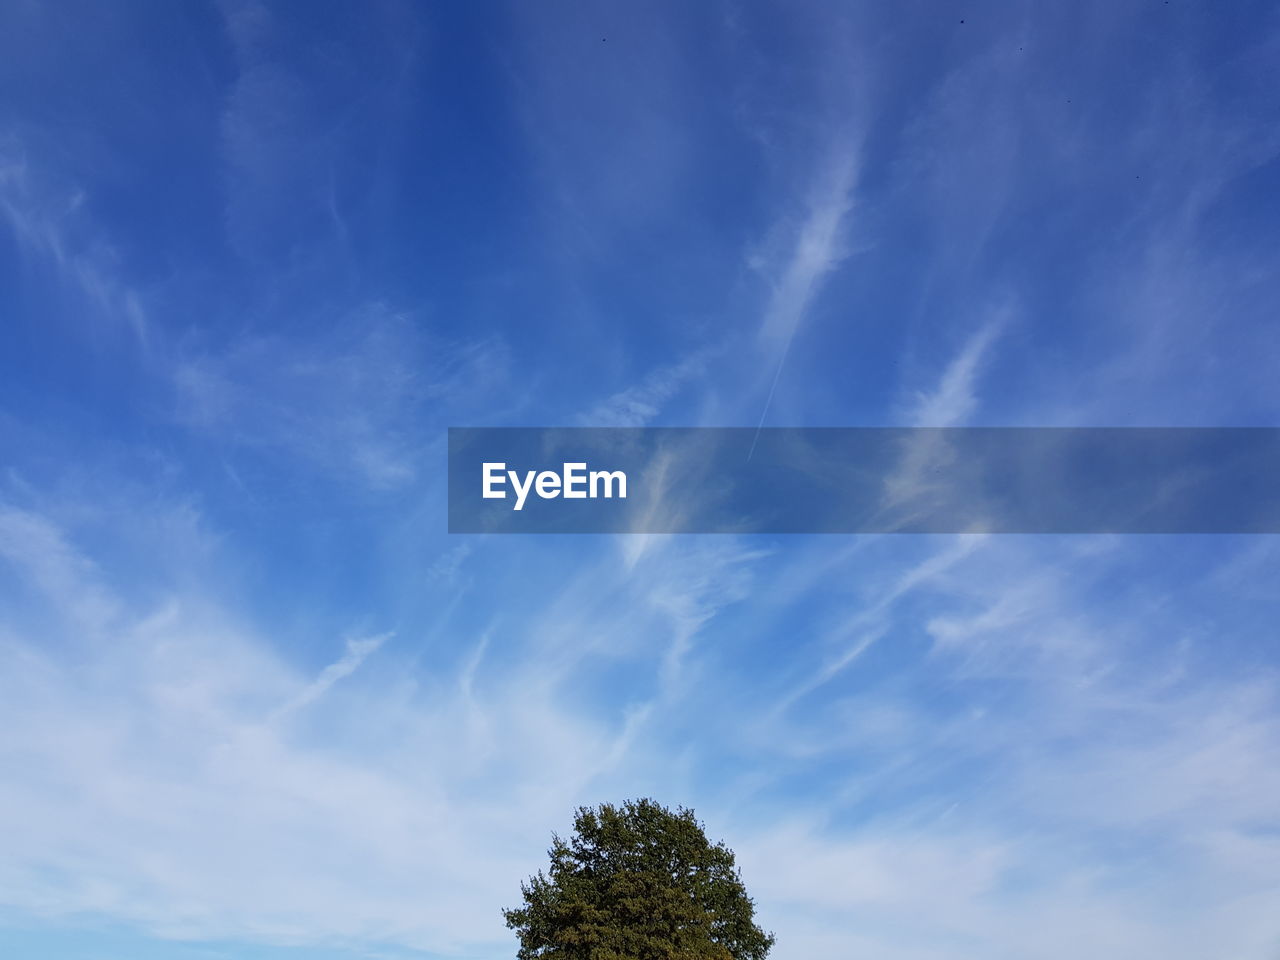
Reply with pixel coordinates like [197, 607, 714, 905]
[503, 799, 775, 960]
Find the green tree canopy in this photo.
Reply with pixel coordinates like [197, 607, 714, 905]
[503, 798, 775, 960]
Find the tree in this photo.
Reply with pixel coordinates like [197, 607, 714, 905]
[503, 798, 775, 960]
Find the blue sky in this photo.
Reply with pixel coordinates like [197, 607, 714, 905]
[2, 2, 1279, 958]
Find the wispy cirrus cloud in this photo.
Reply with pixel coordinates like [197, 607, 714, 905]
[0, 494, 767, 955]
[270, 632, 390, 720]
[3, 3, 1279, 960]
[904, 316, 1006, 428]
[727, 533, 1280, 960]
[171, 307, 509, 490]
[578, 348, 716, 428]
[754, 147, 860, 352]
[0, 140, 150, 347]
[2, 492, 1278, 960]
[215, 0, 419, 267]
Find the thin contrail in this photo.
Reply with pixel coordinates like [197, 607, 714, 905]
[747, 327, 799, 462]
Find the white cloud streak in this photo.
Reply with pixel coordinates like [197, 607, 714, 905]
[0, 140, 150, 347]
[756, 148, 860, 350]
[271, 633, 390, 720]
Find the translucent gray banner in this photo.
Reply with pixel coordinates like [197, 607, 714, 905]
[447, 428, 1280, 534]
